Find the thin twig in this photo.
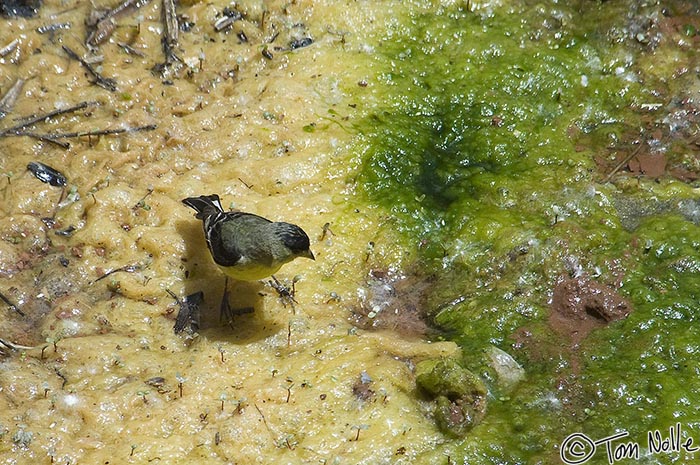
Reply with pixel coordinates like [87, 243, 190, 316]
[0, 78, 25, 120]
[0, 100, 96, 136]
[254, 402, 274, 435]
[105, 0, 151, 20]
[4, 124, 156, 149]
[0, 338, 35, 351]
[93, 263, 142, 283]
[37, 22, 71, 34]
[117, 42, 145, 56]
[0, 290, 24, 316]
[40, 124, 157, 139]
[4, 132, 71, 148]
[62, 45, 117, 91]
[0, 38, 19, 57]
[603, 140, 645, 183]
[55, 369, 68, 388]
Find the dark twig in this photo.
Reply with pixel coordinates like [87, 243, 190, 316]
[254, 403, 272, 433]
[37, 124, 157, 140]
[0, 98, 154, 149]
[55, 369, 68, 389]
[0, 290, 24, 316]
[4, 124, 156, 149]
[603, 140, 645, 183]
[162, 0, 178, 48]
[62, 45, 117, 91]
[0, 101, 96, 137]
[94, 263, 142, 283]
[5, 132, 71, 148]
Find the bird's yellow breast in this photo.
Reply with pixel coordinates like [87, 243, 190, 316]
[217, 261, 284, 281]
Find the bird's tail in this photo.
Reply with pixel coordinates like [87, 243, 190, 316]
[182, 194, 224, 219]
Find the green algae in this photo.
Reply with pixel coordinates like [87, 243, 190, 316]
[351, 0, 700, 463]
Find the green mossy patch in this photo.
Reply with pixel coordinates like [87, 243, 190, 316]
[351, 1, 700, 463]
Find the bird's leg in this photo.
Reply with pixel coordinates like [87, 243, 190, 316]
[268, 275, 298, 311]
[220, 277, 253, 327]
[220, 276, 233, 326]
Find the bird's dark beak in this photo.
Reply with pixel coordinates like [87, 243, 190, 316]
[304, 249, 315, 260]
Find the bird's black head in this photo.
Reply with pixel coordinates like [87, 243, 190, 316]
[276, 222, 314, 260]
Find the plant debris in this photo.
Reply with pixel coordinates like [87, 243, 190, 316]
[36, 22, 70, 34]
[0, 97, 156, 148]
[47, 123, 156, 140]
[169, 289, 203, 335]
[0, 38, 19, 57]
[161, 0, 179, 64]
[86, 0, 152, 47]
[1, 0, 42, 17]
[150, 0, 183, 76]
[0, 100, 95, 136]
[214, 6, 242, 32]
[93, 263, 142, 283]
[289, 37, 313, 50]
[352, 371, 374, 401]
[0, 337, 35, 356]
[0, 290, 24, 316]
[62, 45, 117, 91]
[26, 162, 67, 187]
[0, 78, 24, 119]
[54, 225, 76, 237]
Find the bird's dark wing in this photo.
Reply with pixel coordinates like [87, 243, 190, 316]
[204, 211, 245, 267]
[203, 211, 275, 267]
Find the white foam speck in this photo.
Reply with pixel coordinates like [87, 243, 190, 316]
[63, 393, 80, 407]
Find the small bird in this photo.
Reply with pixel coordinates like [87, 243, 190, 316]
[182, 194, 315, 319]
